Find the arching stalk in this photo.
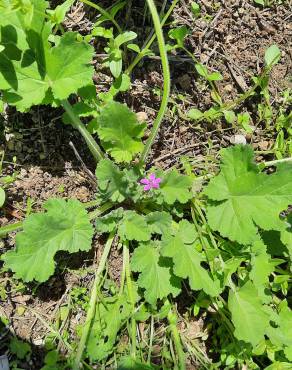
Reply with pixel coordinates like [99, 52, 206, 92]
[139, 0, 171, 164]
[72, 233, 115, 370]
[62, 99, 104, 162]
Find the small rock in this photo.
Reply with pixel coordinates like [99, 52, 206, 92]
[136, 111, 148, 123]
[13, 295, 31, 303]
[224, 84, 233, 93]
[33, 338, 44, 346]
[258, 140, 270, 151]
[5, 133, 14, 141]
[230, 134, 247, 145]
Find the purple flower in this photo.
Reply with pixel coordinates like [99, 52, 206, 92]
[140, 173, 162, 191]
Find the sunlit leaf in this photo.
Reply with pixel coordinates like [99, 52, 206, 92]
[131, 241, 181, 305]
[205, 145, 292, 244]
[2, 199, 94, 282]
[229, 281, 270, 347]
[96, 102, 146, 163]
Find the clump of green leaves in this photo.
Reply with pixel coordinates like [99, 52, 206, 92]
[94, 101, 146, 163]
[2, 144, 290, 368]
[9, 337, 31, 361]
[0, 0, 94, 111]
[0, 0, 291, 369]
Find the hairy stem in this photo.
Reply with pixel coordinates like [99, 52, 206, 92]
[139, 0, 171, 164]
[61, 99, 104, 162]
[0, 221, 23, 237]
[89, 202, 113, 220]
[123, 242, 136, 358]
[264, 157, 292, 167]
[72, 233, 115, 370]
[78, 0, 122, 33]
[167, 309, 186, 370]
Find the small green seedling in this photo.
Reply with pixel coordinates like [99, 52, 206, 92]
[191, 2, 201, 16]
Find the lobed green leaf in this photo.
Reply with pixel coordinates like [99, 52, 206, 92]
[228, 281, 270, 347]
[0, 2, 94, 111]
[205, 145, 292, 244]
[131, 241, 181, 305]
[95, 101, 146, 163]
[159, 169, 192, 204]
[161, 220, 221, 297]
[2, 199, 94, 282]
[87, 293, 133, 361]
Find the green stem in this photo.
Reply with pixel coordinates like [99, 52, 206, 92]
[72, 232, 115, 370]
[89, 202, 113, 220]
[264, 157, 292, 167]
[167, 308, 186, 370]
[123, 242, 136, 358]
[126, 0, 179, 75]
[78, 0, 122, 33]
[61, 99, 104, 162]
[216, 66, 274, 113]
[0, 221, 22, 237]
[139, 0, 171, 164]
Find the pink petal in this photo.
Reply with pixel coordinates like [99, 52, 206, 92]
[140, 178, 150, 185]
[149, 173, 156, 181]
[155, 177, 162, 184]
[144, 184, 151, 191]
[152, 182, 160, 189]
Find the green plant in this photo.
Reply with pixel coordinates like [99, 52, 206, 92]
[0, 152, 17, 208]
[254, 0, 283, 6]
[191, 2, 201, 17]
[274, 89, 292, 159]
[173, 34, 282, 128]
[9, 337, 31, 360]
[0, 1, 291, 370]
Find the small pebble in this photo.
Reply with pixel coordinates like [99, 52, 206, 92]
[230, 134, 247, 145]
[136, 111, 148, 123]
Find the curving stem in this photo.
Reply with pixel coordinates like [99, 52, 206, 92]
[72, 232, 115, 370]
[62, 99, 104, 162]
[139, 0, 171, 164]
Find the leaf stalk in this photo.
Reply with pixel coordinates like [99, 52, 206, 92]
[139, 0, 171, 164]
[123, 242, 137, 358]
[61, 99, 104, 162]
[72, 232, 115, 370]
[167, 308, 186, 370]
